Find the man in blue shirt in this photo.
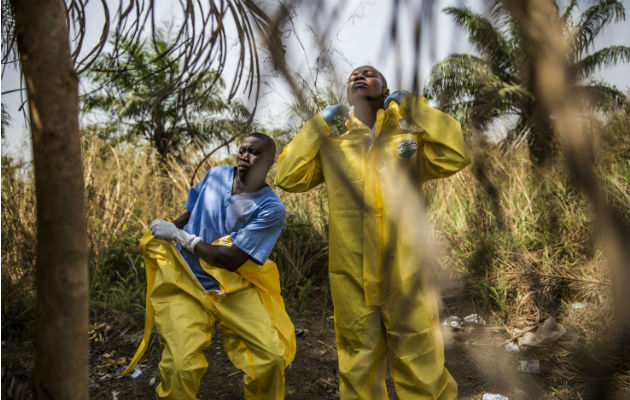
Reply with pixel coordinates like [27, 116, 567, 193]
[125, 133, 295, 400]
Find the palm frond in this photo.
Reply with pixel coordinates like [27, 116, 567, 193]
[574, 82, 630, 112]
[489, 0, 513, 28]
[425, 54, 492, 103]
[494, 81, 532, 105]
[444, 6, 515, 79]
[573, 0, 626, 56]
[426, 53, 527, 129]
[572, 45, 630, 82]
[560, 0, 579, 24]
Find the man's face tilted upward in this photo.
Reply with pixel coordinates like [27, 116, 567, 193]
[346, 66, 389, 107]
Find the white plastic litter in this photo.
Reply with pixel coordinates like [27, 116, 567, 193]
[482, 394, 509, 400]
[129, 365, 143, 379]
[442, 316, 462, 330]
[463, 313, 486, 325]
[504, 341, 520, 353]
[518, 359, 541, 373]
[518, 317, 566, 347]
[111, 390, 120, 400]
[571, 302, 590, 310]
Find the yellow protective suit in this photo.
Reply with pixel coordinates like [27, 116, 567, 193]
[123, 231, 296, 400]
[275, 94, 471, 399]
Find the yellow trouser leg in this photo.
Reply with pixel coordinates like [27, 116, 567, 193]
[330, 272, 389, 400]
[212, 285, 286, 400]
[329, 250, 457, 400]
[153, 293, 214, 400]
[382, 265, 457, 400]
[146, 239, 214, 400]
[383, 302, 457, 399]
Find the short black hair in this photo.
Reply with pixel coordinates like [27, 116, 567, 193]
[354, 65, 388, 91]
[245, 132, 276, 157]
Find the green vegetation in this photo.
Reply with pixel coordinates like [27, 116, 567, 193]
[82, 32, 251, 161]
[425, 0, 630, 164]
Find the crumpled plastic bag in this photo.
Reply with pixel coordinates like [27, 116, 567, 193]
[518, 317, 566, 347]
[483, 394, 509, 400]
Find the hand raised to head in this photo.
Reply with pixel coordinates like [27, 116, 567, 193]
[320, 104, 350, 125]
[384, 90, 410, 108]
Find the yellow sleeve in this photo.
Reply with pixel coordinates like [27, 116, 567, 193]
[274, 113, 330, 192]
[399, 94, 472, 182]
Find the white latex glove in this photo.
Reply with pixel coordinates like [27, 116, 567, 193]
[150, 219, 202, 252]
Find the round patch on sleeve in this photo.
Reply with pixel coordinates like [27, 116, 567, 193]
[397, 138, 418, 158]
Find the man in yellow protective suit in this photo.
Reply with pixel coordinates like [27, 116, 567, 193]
[275, 66, 471, 399]
[124, 133, 296, 399]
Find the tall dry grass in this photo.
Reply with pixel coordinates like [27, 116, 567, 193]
[425, 109, 629, 398]
[2, 130, 202, 334]
[81, 132, 191, 319]
[271, 185, 330, 312]
[1, 156, 37, 338]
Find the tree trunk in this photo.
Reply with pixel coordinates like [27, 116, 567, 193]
[523, 61, 557, 166]
[11, 0, 89, 398]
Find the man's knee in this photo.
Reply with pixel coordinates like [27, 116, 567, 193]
[159, 340, 208, 380]
[255, 347, 285, 376]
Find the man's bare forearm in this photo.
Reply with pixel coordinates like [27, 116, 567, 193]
[193, 242, 250, 272]
[168, 211, 249, 271]
[172, 211, 191, 229]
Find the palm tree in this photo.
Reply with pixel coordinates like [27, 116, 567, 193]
[425, 0, 630, 165]
[83, 33, 251, 161]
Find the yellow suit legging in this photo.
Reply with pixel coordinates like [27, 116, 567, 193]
[125, 232, 295, 400]
[330, 257, 457, 399]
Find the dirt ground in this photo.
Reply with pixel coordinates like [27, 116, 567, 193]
[2, 301, 556, 400]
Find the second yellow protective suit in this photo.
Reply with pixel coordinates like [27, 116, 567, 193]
[123, 231, 296, 400]
[275, 94, 471, 399]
